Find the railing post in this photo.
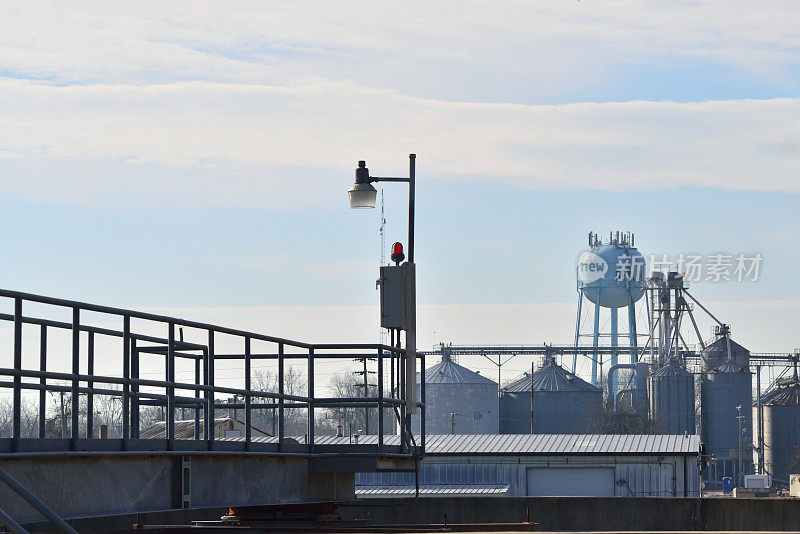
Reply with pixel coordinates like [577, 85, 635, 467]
[86, 332, 94, 439]
[12, 298, 22, 451]
[122, 317, 130, 444]
[194, 356, 201, 441]
[378, 347, 384, 452]
[399, 345, 406, 452]
[307, 347, 314, 453]
[207, 330, 215, 450]
[71, 307, 79, 450]
[38, 325, 47, 439]
[244, 336, 251, 451]
[420, 352, 425, 455]
[131, 338, 139, 439]
[167, 322, 175, 448]
[278, 343, 284, 452]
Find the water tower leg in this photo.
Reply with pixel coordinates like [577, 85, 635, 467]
[592, 302, 600, 385]
[573, 292, 583, 374]
[628, 301, 638, 363]
[610, 308, 618, 401]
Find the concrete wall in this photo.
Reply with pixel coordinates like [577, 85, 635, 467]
[0, 453, 354, 523]
[342, 496, 800, 531]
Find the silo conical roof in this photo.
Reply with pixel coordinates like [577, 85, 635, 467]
[711, 359, 747, 374]
[503, 359, 599, 393]
[418, 356, 496, 385]
[702, 336, 750, 356]
[760, 381, 800, 406]
[652, 361, 692, 377]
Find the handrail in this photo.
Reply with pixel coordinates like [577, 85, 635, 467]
[0, 508, 29, 534]
[0, 288, 425, 457]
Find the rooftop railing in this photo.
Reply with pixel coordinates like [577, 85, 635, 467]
[0, 289, 424, 457]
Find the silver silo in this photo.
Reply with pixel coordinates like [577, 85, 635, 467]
[701, 333, 750, 372]
[500, 357, 602, 434]
[412, 353, 498, 435]
[756, 377, 800, 484]
[701, 359, 753, 482]
[649, 360, 695, 435]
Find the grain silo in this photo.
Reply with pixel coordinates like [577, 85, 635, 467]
[500, 357, 602, 434]
[755, 376, 800, 484]
[701, 333, 750, 372]
[412, 353, 498, 435]
[649, 360, 695, 435]
[701, 359, 753, 482]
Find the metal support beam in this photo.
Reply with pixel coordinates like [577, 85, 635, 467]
[0, 467, 78, 534]
[71, 307, 79, 449]
[38, 325, 46, 439]
[13, 298, 22, 450]
[244, 337, 251, 450]
[87, 332, 94, 439]
[308, 347, 315, 453]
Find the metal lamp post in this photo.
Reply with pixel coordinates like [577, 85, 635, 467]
[348, 154, 417, 432]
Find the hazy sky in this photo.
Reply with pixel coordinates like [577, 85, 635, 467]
[0, 1, 798, 384]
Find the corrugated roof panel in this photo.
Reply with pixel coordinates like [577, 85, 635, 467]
[304, 433, 699, 454]
[355, 484, 510, 496]
[419, 358, 497, 385]
[503, 359, 599, 393]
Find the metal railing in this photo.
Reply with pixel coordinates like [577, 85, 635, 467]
[0, 289, 424, 456]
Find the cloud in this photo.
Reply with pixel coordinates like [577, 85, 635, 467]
[0, 1, 798, 96]
[0, 79, 798, 208]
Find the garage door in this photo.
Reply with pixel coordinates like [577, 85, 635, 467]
[526, 467, 615, 496]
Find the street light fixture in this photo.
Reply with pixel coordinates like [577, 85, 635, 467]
[347, 154, 418, 440]
[347, 155, 415, 263]
[347, 161, 378, 209]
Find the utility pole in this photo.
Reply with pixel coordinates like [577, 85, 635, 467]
[449, 412, 457, 435]
[756, 366, 764, 475]
[737, 405, 744, 486]
[354, 357, 376, 434]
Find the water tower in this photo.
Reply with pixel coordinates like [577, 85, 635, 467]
[574, 231, 646, 399]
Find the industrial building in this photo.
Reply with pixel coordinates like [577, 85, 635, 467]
[354, 434, 700, 497]
[499, 357, 602, 434]
[412, 351, 498, 435]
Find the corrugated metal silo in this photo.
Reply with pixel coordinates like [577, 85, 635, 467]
[756, 380, 800, 484]
[500, 357, 602, 434]
[412, 353, 498, 435]
[701, 360, 753, 466]
[701, 335, 750, 372]
[648, 360, 695, 435]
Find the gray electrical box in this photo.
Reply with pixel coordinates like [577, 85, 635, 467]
[379, 265, 406, 329]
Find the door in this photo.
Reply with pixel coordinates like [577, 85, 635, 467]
[526, 467, 615, 496]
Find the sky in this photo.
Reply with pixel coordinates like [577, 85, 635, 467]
[0, 1, 798, 387]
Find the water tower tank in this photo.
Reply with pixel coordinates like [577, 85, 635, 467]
[577, 242, 645, 308]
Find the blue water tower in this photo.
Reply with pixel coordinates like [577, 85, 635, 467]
[574, 231, 646, 395]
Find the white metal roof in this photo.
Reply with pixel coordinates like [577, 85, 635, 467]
[311, 433, 700, 455]
[355, 484, 509, 497]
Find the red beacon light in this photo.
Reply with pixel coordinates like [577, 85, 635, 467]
[391, 242, 405, 265]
